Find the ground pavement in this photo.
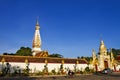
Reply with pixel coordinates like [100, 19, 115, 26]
[0, 72, 120, 80]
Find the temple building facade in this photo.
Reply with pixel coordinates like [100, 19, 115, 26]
[90, 40, 119, 71]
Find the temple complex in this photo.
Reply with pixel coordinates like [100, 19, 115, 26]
[91, 40, 117, 71]
[0, 19, 120, 75]
[0, 19, 88, 74]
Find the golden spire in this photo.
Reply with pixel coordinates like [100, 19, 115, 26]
[110, 48, 114, 60]
[35, 18, 40, 30]
[32, 18, 42, 56]
[99, 40, 107, 55]
[100, 40, 104, 45]
[92, 49, 96, 60]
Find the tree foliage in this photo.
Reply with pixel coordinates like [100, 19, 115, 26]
[80, 56, 92, 63]
[48, 53, 63, 58]
[112, 48, 120, 59]
[15, 47, 32, 56]
[3, 52, 15, 55]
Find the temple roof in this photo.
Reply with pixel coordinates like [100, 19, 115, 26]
[0, 55, 87, 64]
[117, 55, 120, 61]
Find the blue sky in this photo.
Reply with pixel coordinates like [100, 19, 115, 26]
[0, 0, 120, 58]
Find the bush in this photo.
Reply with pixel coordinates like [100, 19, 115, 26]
[22, 69, 29, 76]
[80, 71, 83, 74]
[84, 67, 95, 74]
[84, 67, 90, 74]
[51, 69, 56, 75]
[35, 71, 44, 75]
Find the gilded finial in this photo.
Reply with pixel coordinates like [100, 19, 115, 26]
[45, 59, 48, 64]
[1, 58, 5, 64]
[62, 60, 64, 64]
[76, 60, 79, 64]
[25, 59, 28, 64]
[100, 34, 104, 45]
[35, 17, 40, 30]
[36, 17, 39, 26]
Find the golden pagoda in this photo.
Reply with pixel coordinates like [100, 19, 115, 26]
[32, 19, 48, 57]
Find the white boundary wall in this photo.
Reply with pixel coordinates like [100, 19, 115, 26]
[116, 65, 120, 71]
[0, 62, 88, 73]
[2, 62, 120, 73]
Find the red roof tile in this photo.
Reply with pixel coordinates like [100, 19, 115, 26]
[0, 55, 87, 64]
[117, 55, 120, 60]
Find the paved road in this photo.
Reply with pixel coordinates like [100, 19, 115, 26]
[0, 72, 120, 80]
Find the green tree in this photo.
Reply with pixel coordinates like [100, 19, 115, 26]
[112, 48, 120, 59]
[48, 53, 63, 58]
[80, 56, 92, 64]
[3, 52, 15, 55]
[85, 57, 92, 62]
[16, 47, 32, 56]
